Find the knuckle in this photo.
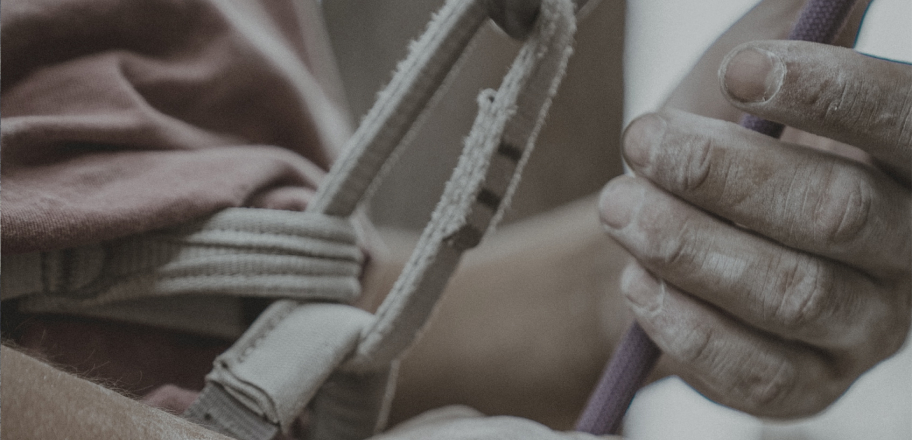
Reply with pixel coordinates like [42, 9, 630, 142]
[876, 312, 910, 359]
[736, 358, 798, 412]
[669, 323, 715, 366]
[812, 167, 873, 246]
[647, 219, 698, 270]
[898, 84, 912, 148]
[820, 75, 856, 127]
[671, 135, 716, 194]
[797, 54, 912, 151]
[799, 368, 853, 417]
[870, 283, 912, 357]
[889, 308, 912, 354]
[818, 73, 887, 139]
[772, 257, 833, 332]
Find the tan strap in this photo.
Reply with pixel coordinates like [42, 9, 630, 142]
[4, 208, 363, 312]
[203, 301, 376, 430]
[186, 1, 577, 439]
[307, 0, 489, 218]
[346, 0, 577, 372]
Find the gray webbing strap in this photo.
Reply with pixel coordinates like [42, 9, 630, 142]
[184, 383, 281, 440]
[203, 302, 377, 429]
[186, 1, 577, 439]
[345, 0, 577, 372]
[306, 0, 488, 218]
[3, 208, 363, 311]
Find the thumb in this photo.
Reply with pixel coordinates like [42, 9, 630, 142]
[663, 0, 869, 122]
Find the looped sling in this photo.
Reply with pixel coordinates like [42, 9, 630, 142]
[181, 0, 578, 438]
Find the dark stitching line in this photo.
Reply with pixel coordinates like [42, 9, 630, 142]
[444, 224, 483, 251]
[497, 141, 522, 162]
[40, 252, 50, 295]
[61, 249, 74, 294]
[476, 188, 502, 211]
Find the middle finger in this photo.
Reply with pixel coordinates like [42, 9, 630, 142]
[599, 176, 903, 354]
[622, 109, 911, 277]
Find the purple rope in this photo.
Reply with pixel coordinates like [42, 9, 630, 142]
[576, 0, 861, 435]
[574, 322, 660, 434]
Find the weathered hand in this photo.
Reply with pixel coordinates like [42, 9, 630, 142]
[598, 40, 911, 418]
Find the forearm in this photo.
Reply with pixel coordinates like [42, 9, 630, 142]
[1, 345, 232, 440]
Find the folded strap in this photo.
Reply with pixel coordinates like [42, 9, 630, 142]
[203, 302, 376, 429]
[3, 208, 363, 313]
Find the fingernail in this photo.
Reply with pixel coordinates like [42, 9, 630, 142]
[620, 263, 663, 312]
[599, 178, 643, 230]
[721, 47, 784, 103]
[623, 113, 666, 168]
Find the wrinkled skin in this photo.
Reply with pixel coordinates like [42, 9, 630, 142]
[599, 40, 912, 418]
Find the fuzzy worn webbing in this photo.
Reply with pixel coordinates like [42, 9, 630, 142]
[575, 0, 863, 435]
[307, 1, 489, 218]
[345, 0, 577, 373]
[186, 1, 578, 439]
[2, 207, 364, 338]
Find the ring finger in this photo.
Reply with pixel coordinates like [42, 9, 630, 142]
[599, 175, 904, 357]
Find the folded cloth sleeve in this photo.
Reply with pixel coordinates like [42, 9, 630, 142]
[0, 0, 353, 254]
[0, 0, 361, 410]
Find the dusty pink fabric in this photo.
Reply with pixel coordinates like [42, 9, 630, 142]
[1, 0, 358, 420]
[1, 0, 353, 254]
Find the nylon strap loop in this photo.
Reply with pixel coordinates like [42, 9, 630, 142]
[186, 1, 577, 438]
[4, 207, 363, 311]
[347, 0, 577, 369]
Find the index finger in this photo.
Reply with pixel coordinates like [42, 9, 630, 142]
[719, 40, 912, 180]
